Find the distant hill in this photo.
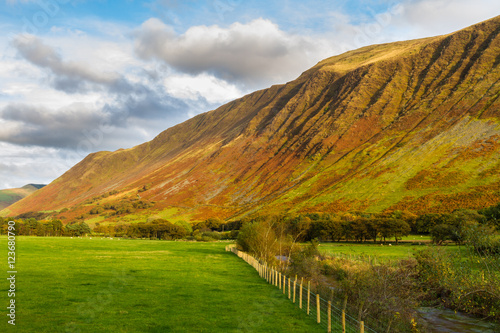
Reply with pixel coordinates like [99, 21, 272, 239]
[2, 16, 500, 222]
[0, 184, 46, 210]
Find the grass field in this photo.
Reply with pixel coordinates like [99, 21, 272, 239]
[318, 242, 418, 261]
[317, 238, 454, 262]
[0, 237, 323, 333]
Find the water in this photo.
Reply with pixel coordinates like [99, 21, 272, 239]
[417, 307, 499, 333]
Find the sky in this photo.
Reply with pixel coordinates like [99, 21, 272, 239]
[0, 0, 499, 189]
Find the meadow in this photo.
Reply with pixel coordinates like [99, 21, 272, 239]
[317, 242, 418, 261]
[0, 237, 323, 333]
[316, 236, 456, 263]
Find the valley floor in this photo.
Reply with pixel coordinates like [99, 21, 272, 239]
[0, 237, 323, 333]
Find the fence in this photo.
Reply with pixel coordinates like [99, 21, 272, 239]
[225, 245, 377, 333]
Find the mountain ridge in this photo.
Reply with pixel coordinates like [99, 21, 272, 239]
[3, 16, 500, 222]
[0, 184, 46, 210]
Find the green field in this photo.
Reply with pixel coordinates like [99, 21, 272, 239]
[0, 237, 323, 333]
[317, 238, 446, 262]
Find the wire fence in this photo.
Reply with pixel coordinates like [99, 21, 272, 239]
[226, 245, 379, 333]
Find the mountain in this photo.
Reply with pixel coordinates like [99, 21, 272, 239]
[2, 17, 500, 223]
[0, 184, 46, 210]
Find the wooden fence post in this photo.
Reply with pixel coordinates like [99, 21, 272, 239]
[328, 301, 332, 333]
[293, 279, 296, 303]
[360, 321, 364, 333]
[342, 310, 346, 333]
[283, 275, 286, 294]
[279, 272, 282, 289]
[288, 277, 291, 299]
[316, 294, 320, 323]
[307, 281, 311, 315]
[299, 281, 303, 309]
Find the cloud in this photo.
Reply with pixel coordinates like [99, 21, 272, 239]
[0, 84, 198, 150]
[2, 33, 218, 153]
[0, 103, 110, 148]
[393, 0, 500, 37]
[0, 142, 75, 189]
[134, 18, 333, 88]
[341, 0, 500, 45]
[12, 34, 120, 92]
[163, 73, 243, 104]
[6, 0, 35, 3]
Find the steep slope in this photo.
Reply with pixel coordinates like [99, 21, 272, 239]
[0, 184, 46, 210]
[3, 16, 500, 221]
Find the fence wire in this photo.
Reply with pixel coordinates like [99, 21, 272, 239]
[226, 245, 382, 333]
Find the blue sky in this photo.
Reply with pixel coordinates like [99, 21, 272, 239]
[0, 0, 397, 36]
[1, 0, 499, 189]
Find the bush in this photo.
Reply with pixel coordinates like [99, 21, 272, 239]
[89, 206, 104, 215]
[431, 224, 453, 244]
[194, 231, 221, 242]
[289, 242, 322, 280]
[175, 220, 193, 234]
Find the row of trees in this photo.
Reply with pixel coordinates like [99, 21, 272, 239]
[3, 203, 499, 243]
[125, 220, 187, 240]
[190, 215, 411, 244]
[231, 207, 496, 245]
[0, 217, 91, 237]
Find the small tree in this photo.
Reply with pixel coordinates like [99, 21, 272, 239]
[319, 218, 343, 242]
[237, 220, 278, 263]
[431, 224, 452, 245]
[392, 219, 410, 244]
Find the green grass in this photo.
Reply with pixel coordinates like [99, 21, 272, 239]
[318, 241, 431, 261]
[0, 237, 324, 333]
[400, 235, 432, 242]
[317, 239, 463, 263]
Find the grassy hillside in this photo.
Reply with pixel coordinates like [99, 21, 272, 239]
[0, 237, 323, 333]
[2, 16, 500, 223]
[0, 184, 45, 210]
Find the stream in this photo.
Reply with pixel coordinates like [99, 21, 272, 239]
[417, 307, 499, 332]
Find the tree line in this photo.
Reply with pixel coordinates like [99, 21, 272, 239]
[2, 202, 500, 244]
[0, 217, 91, 237]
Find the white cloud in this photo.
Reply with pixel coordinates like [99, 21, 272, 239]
[12, 34, 121, 92]
[339, 0, 500, 45]
[134, 18, 336, 88]
[6, 0, 36, 4]
[392, 0, 500, 38]
[164, 73, 243, 105]
[0, 142, 75, 189]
